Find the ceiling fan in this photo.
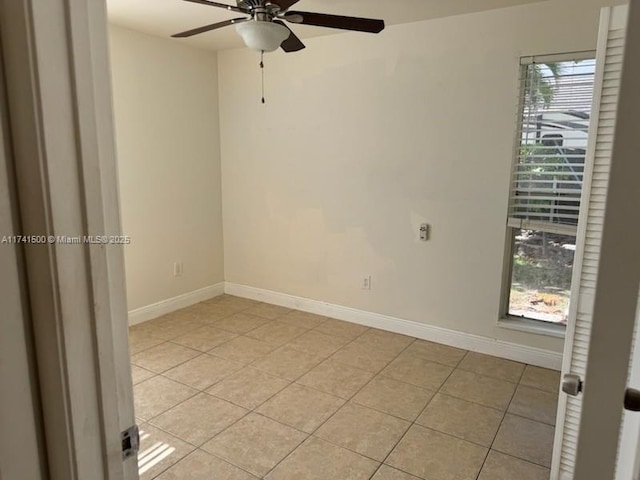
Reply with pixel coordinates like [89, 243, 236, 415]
[171, 0, 385, 53]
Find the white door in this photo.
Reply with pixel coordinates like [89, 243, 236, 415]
[552, 2, 640, 479]
[617, 305, 640, 480]
[0, 0, 138, 479]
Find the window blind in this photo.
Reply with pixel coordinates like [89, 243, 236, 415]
[508, 57, 596, 235]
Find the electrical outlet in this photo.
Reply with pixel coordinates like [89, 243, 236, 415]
[173, 262, 183, 277]
[362, 275, 372, 290]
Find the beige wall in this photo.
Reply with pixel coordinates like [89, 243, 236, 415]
[218, 0, 611, 353]
[110, 25, 224, 310]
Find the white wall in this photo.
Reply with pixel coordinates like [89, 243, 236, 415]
[218, 0, 611, 353]
[110, 25, 224, 311]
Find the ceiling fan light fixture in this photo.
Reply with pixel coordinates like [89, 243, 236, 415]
[235, 20, 289, 52]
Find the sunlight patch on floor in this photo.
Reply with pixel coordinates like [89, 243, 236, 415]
[137, 430, 176, 475]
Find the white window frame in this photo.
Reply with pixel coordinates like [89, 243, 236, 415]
[499, 50, 596, 336]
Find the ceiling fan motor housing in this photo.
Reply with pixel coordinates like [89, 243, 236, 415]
[239, 0, 282, 15]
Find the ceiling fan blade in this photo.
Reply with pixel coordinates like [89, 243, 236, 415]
[269, 0, 301, 10]
[182, 0, 247, 14]
[172, 17, 248, 38]
[273, 20, 305, 52]
[284, 11, 384, 33]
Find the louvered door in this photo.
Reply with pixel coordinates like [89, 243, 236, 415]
[551, 5, 628, 479]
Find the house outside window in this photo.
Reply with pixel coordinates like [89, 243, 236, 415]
[504, 53, 596, 326]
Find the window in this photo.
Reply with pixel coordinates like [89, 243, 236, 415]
[504, 53, 596, 325]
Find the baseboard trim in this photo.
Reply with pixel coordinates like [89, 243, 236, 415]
[224, 283, 562, 370]
[128, 282, 225, 325]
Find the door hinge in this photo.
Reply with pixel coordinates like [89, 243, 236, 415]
[121, 425, 139, 460]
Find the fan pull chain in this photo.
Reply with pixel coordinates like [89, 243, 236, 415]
[260, 50, 265, 104]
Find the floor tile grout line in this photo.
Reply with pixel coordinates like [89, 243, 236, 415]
[138, 315, 450, 478]
[411, 349, 467, 419]
[431, 390, 505, 413]
[135, 316, 221, 340]
[135, 322, 557, 396]
[157, 447, 261, 480]
[137, 423, 199, 479]
[207, 312, 339, 357]
[276, 337, 422, 477]
[163, 323, 368, 413]
[473, 362, 530, 479]
[256, 334, 420, 479]
[369, 349, 468, 480]
[487, 448, 553, 471]
[138, 304, 261, 478]
[196, 337, 327, 475]
[422, 370, 528, 411]
[205, 382, 290, 413]
[144, 355, 296, 435]
[128, 336, 167, 356]
[133, 298, 557, 478]
[201, 410, 309, 479]
[314, 335, 417, 422]
[239, 327, 380, 420]
[518, 379, 562, 395]
[412, 385, 547, 425]
[251, 321, 389, 393]
[371, 424, 418, 479]
[409, 390, 559, 446]
[409, 364, 558, 423]
[502, 410, 557, 427]
[350, 389, 435, 424]
[245, 340, 339, 383]
[167, 313, 337, 472]
[176, 424, 263, 478]
[455, 364, 525, 384]
[135, 298, 293, 477]
[135, 347, 222, 381]
[410, 417, 503, 451]
[135, 337, 262, 423]
[206, 337, 279, 363]
[137, 386, 202, 426]
[167, 334, 236, 350]
[131, 338, 196, 361]
[131, 312, 248, 359]
[374, 349, 547, 478]
[145, 398, 263, 473]
[143, 415, 218, 450]
[138, 313, 287, 377]
[145, 364, 552, 476]
[140, 308, 467, 387]
[489, 446, 554, 471]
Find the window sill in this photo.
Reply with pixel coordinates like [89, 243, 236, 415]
[498, 317, 566, 338]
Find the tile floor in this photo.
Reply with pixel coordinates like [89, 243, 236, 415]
[130, 295, 560, 480]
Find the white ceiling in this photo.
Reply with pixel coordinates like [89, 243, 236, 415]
[107, 0, 550, 51]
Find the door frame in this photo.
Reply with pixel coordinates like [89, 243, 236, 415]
[0, 1, 136, 479]
[616, 300, 640, 480]
[0, 30, 47, 479]
[573, 0, 640, 478]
